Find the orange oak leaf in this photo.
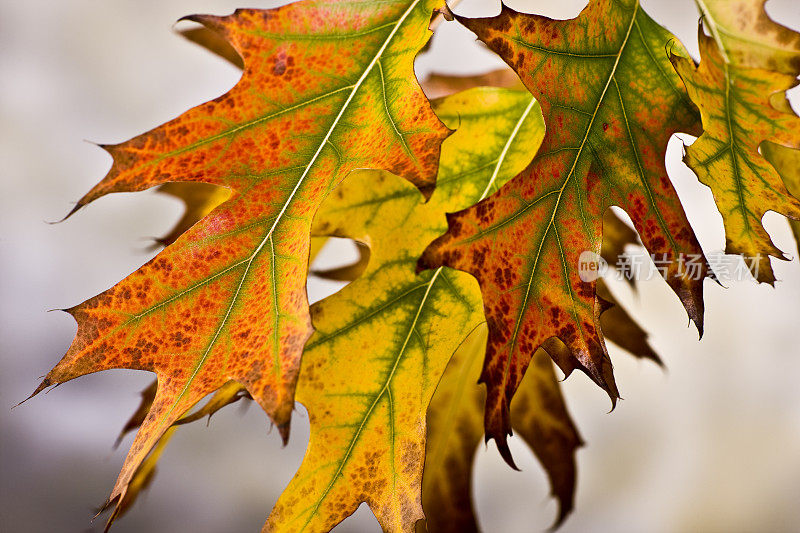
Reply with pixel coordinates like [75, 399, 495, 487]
[419, 0, 711, 464]
[33, 0, 448, 513]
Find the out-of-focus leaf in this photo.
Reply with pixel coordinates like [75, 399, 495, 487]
[601, 210, 640, 286]
[597, 280, 661, 366]
[419, 325, 581, 532]
[310, 242, 371, 282]
[153, 183, 231, 248]
[178, 26, 244, 69]
[763, 141, 800, 247]
[114, 381, 157, 449]
[421, 68, 524, 99]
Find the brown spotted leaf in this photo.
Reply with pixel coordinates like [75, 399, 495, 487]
[695, 0, 800, 74]
[419, 0, 710, 463]
[671, 30, 800, 283]
[35, 0, 449, 513]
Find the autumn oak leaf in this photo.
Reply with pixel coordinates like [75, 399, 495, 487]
[695, 0, 800, 75]
[670, 25, 800, 283]
[267, 86, 543, 533]
[418, 0, 711, 464]
[32, 0, 449, 513]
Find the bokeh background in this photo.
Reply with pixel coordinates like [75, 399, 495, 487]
[2, 0, 800, 531]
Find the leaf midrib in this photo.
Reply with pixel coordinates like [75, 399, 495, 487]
[298, 267, 443, 531]
[503, 3, 640, 384]
[128, 0, 426, 463]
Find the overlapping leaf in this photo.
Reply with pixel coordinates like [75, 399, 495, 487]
[419, 0, 711, 463]
[33, 0, 449, 513]
[268, 86, 543, 532]
[695, 0, 800, 74]
[671, 29, 800, 283]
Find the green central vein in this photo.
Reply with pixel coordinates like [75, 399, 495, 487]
[300, 267, 442, 531]
[503, 3, 639, 384]
[509, 36, 617, 59]
[304, 282, 430, 349]
[377, 58, 413, 158]
[269, 235, 281, 374]
[723, 62, 751, 234]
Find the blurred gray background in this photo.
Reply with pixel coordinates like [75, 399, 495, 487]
[2, 0, 799, 531]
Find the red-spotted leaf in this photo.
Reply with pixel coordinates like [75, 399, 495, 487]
[419, 0, 710, 463]
[34, 0, 448, 513]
